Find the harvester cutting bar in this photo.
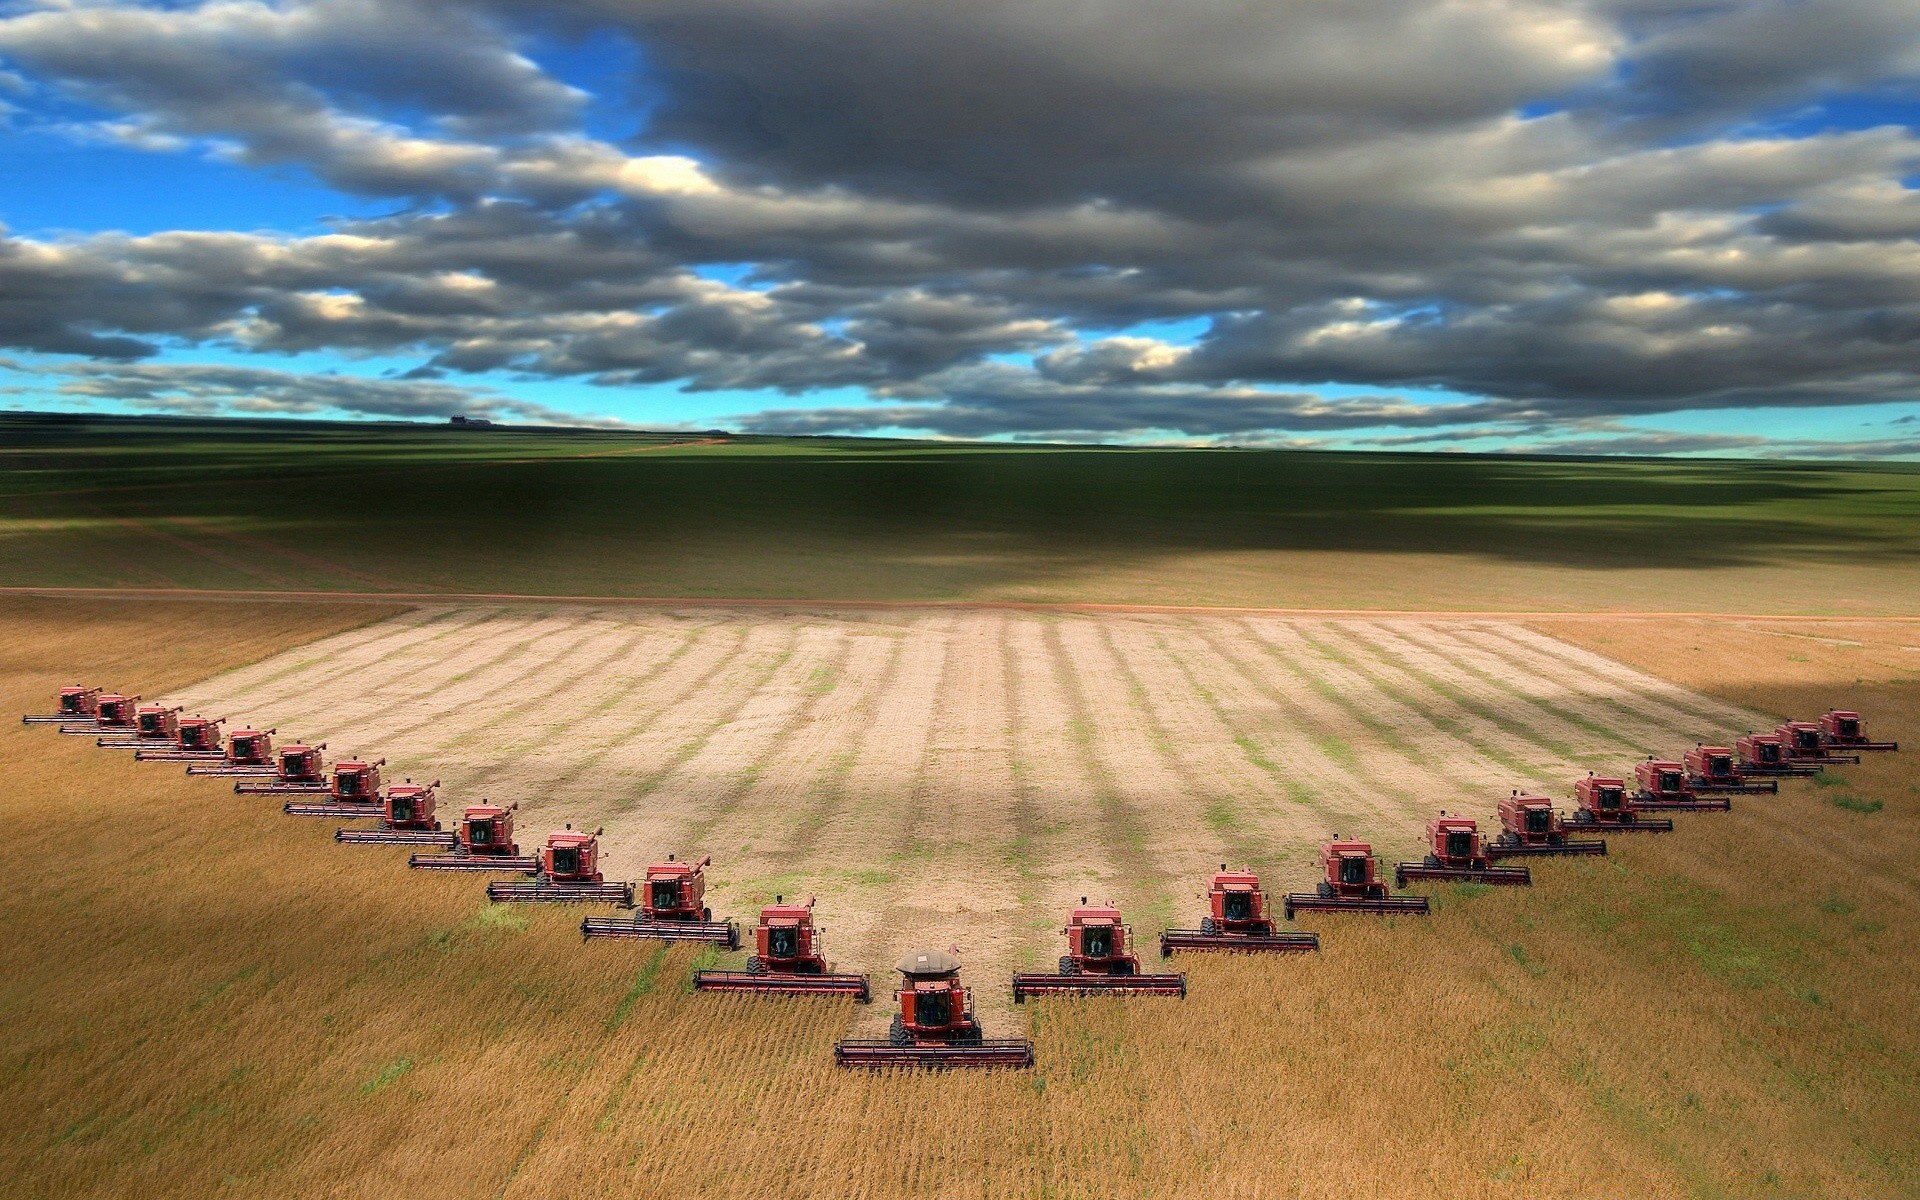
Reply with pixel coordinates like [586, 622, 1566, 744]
[487, 879, 635, 906]
[336, 828, 458, 846]
[1800, 752, 1861, 766]
[694, 970, 873, 1002]
[235, 781, 328, 795]
[1158, 929, 1320, 955]
[1570, 815, 1673, 833]
[1630, 796, 1731, 812]
[1838, 740, 1898, 752]
[1394, 863, 1531, 887]
[1691, 779, 1778, 795]
[187, 763, 278, 776]
[1283, 893, 1430, 919]
[96, 737, 168, 749]
[580, 915, 740, 947]
[1487, 839, 1606, 859]
[58, 724, 120, 736]
[21, 714, 84, 724]
[1011, 972, 1187, 1000]
[833, 1039, 1034, 1069]
[135, 749, 226, 762]
[284, 801, 383, 818]
[408, 852, 540, 872]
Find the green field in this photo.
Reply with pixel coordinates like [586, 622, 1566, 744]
[5, 412, 1919, 612]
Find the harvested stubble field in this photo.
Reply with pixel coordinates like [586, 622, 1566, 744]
[4, 595, 1918, 1200]
[161, 604, 1767, 1026]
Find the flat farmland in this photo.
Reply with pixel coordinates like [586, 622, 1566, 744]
[167, 605, 1764, 1023]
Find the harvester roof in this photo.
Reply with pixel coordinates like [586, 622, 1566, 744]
[762, 895, 815, 923]
[548, 830, 596, 848]
[895, 949, 961, 979]
[1325, 839, 1372, 856]
[465, 803, 510, 818]
[1068, 901, 1123, 924]
[1828, 709, 1860, 720]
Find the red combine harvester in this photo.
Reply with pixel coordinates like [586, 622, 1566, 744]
[186, 728, 278, 776]
[276, 752, 380, 810]
[135, 715, 228, 761]
[336, 780, 457, 846]
[1284, 840, 1431, 918]
[1629, 758, 1731, 812]
[835, 950, 1034, 1069]
[1570, 774, 1673, 832]
[1013, 900, 1187, 998]
[22, 686, 102, 724]
[1736, 732, 1819, 777]
[96, 704, 184, 749]
[1160, 867, 1320, 954]
[227, 742, 328, 790]
[1683, 745, 1779, 795]
[59, 693, 138, 735]
[408, 803, 539, 872]
[487, 827, 634, 905]
[1394, 813, 1532, 887]
[1487, 792, 1606, 859]
[693, 895, 872, 1000]
[582, 853, 739, 945]
[1777, 720, 1860, 766]
[1820, 710, 1897, 752]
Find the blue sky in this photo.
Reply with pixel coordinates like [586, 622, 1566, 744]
[2, 0, 1919, 457]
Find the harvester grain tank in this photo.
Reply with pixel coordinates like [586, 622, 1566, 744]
[135, 715, 229, 761]
[1486, 792, 1606, 858]
[1777, 720, 1860, 766]
[228, 742, 328, 792]
[186, 728, 278, 776]
[487, 827, 634, 905]
[1014, 900, 1186, 998]
[1569, 774, 1673, 832]
[408, 803, 540, 871]
[336, 780, 458, 846]
[60, 693, 138, 735]
[96, 704, 183, 749]
[1628, 758, 1731, 812]
[1683, 745, 1779, 795]
[22, 686, 102, 724]
[1284, 840, 1431, 918]
[276, 759, 385, 812]
[1819, 710, 1897, 752]
[693, 895, 872, 1000]
[582, 853, 738, 945]
[1160, 866, 1320, 954]
[1394, 813, 1531, 887]
[1735, 732, 1818, 777]
[834, 950, 1033, 1069]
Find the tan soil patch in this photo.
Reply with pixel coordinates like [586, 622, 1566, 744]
[167, 607, 1769, 1010]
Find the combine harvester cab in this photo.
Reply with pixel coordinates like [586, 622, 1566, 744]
[135, 715, 228, 761]
[693, 895, 872, 1000]
[1395, 813, 1531, 887]
[409, 803, 540, 871]
[1569, 775, 1673, 832]
[1629, 758, 1731, 812]
[835, 950, 1033, 1069]
[1161, 867, 1319, 954]
[1778, 721, 1860, 767]
[61, 693, 138, 736]
[1284, 840, 1431, 919]
[1683, 745, 1778, 795]
[186, 728, 278, 776]
[336, 780, 458, 846]
[582, 853, 738, 945]
[22, 686, 103, 724]
[1487, 793, 1606, 859]
[97, 704, 183, 749]
[1016, 899, 1186, 998]
[488, 827, 634, 905]
[1736, 732, 1818, 777]
[232, 742, 329, 793]
[1820, 710, 1897, 753]
[282, 758, 386, 816]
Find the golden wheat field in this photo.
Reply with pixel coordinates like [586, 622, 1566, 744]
[2, 597, 1918, 1200]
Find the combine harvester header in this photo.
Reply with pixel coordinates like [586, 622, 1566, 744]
[1487, 793, 1606, 859]
[1818, 710, 1897, 753]
[1161, 867, 1319, 954]
[835, 950, 1033, 1069]
[582, 853, 738, 946]
[488, 827, 634, 905]
[1395, 814, 1531, 888]
[693, 895, 872, 1000]
[1284, 840, 1431, 918]
[1014, 900, 1186, 998]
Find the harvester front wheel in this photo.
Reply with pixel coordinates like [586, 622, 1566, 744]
[1200, 917, 1216, 934]
[889, 1015, 910, 1048]
[1423, 854, 1441, 868]
[745, 955, 766, 976]
[701, 907, 711, 921]
[1058, 955, 1079, 975]
[1317, 881, 1334, 899]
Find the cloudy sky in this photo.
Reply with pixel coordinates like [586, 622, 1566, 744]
[2, 0, 1920, 456]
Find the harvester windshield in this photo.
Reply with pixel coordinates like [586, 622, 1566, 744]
[1838, 717, 1859, 737]
[1659, 770, 1683, 792]
[1525, 808, 1550, 833]
[1757, 742, 1781, 762]
[552, 847, 580, 876]
[139, 713, 162, 733]
[1598, 787, 1624, 810]
[1709, 755, 1731, 775]
[1794, 729, 1819, 750]
[470, 822, 495, 845]
[769, 926, 799, 958]
[651, 880, 679, 911]
[1222, 891, 1253, 921]
[1339, 856, 1368, 885]
[391, 796, 415, 822]
[337, 772, 367, 797]
[917, 989, 951, 1028]
[1445, 829, 1472, 858]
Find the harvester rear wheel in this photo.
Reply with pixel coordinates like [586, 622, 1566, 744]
[745, 955, 766, 976]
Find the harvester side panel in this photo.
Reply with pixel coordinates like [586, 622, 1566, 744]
[1011, 972, 1186, 1000]
[580, 916, 739, 948]
[694, 970, 872, 1002]
[833, 1039, 1034, 1069]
